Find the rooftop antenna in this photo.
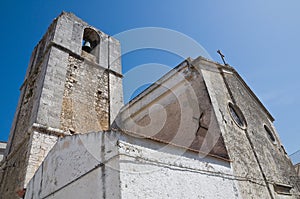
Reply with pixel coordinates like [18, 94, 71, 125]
[217, 50, 228, 66]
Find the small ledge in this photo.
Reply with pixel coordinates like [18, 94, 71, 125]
[31, 123, 70, 137]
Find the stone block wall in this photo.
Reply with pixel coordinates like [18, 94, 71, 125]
[0, 136, 31, 198]
[5, 21, 56, 154]
[60, 55, 109, 133]
[1, 12, 123, 198]
[25, 132, 58, 186]
[0, 129, 58, 199]
[4, 11, 123, 158]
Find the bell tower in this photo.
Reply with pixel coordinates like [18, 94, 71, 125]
[0, 12, 123, 198]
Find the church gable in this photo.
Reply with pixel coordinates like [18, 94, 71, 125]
[115, 59, 229, 160]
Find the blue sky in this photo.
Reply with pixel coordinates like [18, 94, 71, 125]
[0, 1, 299, 154]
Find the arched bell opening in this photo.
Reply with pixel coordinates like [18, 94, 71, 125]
[82, 28, 100, 63]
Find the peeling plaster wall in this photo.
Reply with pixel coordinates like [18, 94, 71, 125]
[116, 60, 228, 159]
[118, 136, 239, 199]
[25, 131, 240, 199]
[24, 132, 121, 199]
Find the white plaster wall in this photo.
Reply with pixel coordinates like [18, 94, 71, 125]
[25, 131, 241, 199]
[44, 167, 104, 199]
[25, 132, 120, 199]
[118, 137, 240, 199]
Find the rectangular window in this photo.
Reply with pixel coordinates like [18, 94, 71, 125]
[273, 183, 292, 195]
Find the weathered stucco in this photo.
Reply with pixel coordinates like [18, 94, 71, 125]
[194, 57, 300, 198]
[115, 60, 229, 160]
[118, 136, 238, 199]
[24, 132, 120, 199]
[25, 131, 240, 199]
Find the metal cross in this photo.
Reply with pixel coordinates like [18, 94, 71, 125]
[217, 50, 228, 66]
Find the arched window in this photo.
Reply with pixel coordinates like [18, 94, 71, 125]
[228, 102, 247, 129]
[264, 125, 276, 143]
[82, 28, 100, 62]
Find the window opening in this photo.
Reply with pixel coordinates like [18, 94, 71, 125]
[264, 125, 276, 143]
[273, 183, 292, 195]
[82, 28, 100, 60]
[228, 102, 247, 129]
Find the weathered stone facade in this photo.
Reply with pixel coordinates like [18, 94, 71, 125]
[24, 55, 300, 199]
[196, 57, 300, 198]
[115, 57, 300, 198]
[0, 12, 123, 199]
[61, 55, 110, 133]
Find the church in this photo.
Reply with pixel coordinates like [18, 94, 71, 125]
[0, 12, 299, 199]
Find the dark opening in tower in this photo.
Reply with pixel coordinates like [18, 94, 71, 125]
[82, 28, 100, 63]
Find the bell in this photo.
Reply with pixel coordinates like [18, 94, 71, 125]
[82, 40, 92, 53]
